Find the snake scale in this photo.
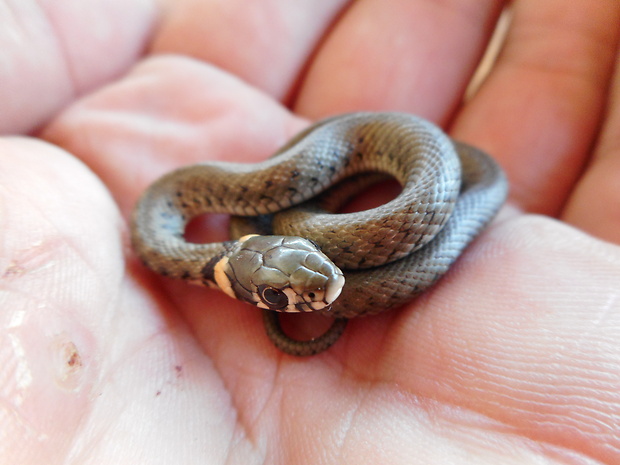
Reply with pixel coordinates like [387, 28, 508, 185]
[131, 112, 508, 356]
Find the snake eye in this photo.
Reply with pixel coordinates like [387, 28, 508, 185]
[259, 286, 289, 310]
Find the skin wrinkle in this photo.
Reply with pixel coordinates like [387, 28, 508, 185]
[443, 316, 618, 393]
[436, 406, 539, 455]
[468, 373, 619, 418]
[326, 382, 399, 462]
[569, 305, 618, 355]
[201, 370, 254, 465]
[312, 387, 363, 463]
[209, 357, 273, 457]
[425, 382, 607, 463]
[455, 365, 618, 450]
[458, 387, 612, 455]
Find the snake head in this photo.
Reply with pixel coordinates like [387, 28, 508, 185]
[215, 235, 345, 313]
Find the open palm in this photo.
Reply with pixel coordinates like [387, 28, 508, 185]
[2, 1, 619, 463]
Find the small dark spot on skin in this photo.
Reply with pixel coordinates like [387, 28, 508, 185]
[356, 152, 363, 159]
[156, 391, 161, 397]
[175, 365, 183, 376]
[291, 170, 300, 178]
[181, 270, 191, 280]
[288, 187, 298, 195]
[176, 191, 183, 197]
[265, 180, 273, 188]
[358, 136, 364, 143]
[329, 166, 336, 174]
[67, 349, 81, 368]
[54, 339, 84, 389]
[310, 177, 319, 185]
[181, 203, 189, 209]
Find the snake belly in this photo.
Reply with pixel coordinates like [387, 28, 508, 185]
[130, 112, 508, 356]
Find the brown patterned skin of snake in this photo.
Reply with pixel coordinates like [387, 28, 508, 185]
[130, 112, 508, 356]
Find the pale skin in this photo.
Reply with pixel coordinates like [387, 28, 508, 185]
[1, 0, 619, 463]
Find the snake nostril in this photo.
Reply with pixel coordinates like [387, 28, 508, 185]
[308, 292, 316, 299]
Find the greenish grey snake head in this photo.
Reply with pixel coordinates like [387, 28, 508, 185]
[213, 235, 345, 313]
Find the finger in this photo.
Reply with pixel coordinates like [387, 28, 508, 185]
[561, 47, 620, 244]
[294, 0, 506, 122]
[42, 55, 307, 215]
[0, 139, 123, 461]
[452, 0, 620, 215]
[0, 0, 155, 134]
[0, 140, 248, 464]
[152, 0, 349, 102]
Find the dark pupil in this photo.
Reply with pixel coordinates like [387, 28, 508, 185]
[261, 287, 288, 309]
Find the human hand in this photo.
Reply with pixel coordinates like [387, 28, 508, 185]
[2, 1, 619, 463]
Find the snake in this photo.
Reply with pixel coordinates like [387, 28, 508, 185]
[130, 112, 508, 356]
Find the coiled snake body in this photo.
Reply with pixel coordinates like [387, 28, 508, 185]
[131, 113, 508, 355]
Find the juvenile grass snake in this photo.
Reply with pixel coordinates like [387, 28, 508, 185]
[130, 112, 508, 356]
